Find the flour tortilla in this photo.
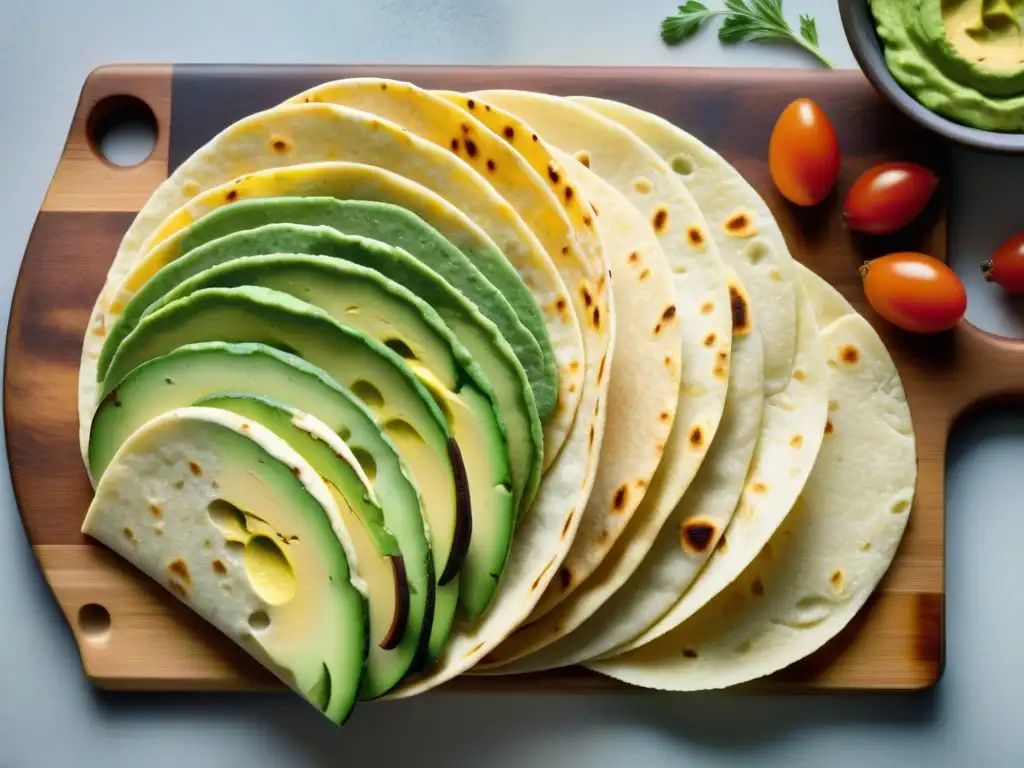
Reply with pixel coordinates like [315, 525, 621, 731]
[591, 269, 915, 689]
[469, 152, 682, 670]
[284, 80, 610, 469]
[502, 276, 764, 671]
[79, 103, 581, 471]
[476, 90, 732, 623]
[604, 281, 827, 656]
[575, 97, 800, 397]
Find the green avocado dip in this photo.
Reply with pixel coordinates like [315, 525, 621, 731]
[870, 0, 1024, 133]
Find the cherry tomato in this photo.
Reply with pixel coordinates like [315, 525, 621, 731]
[861, 252, 966, 334]
[843, 162, 938, 235]
[982, 231, 1024, 294]
[769, 98, 841, 207]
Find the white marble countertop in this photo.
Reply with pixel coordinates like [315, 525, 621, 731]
[2, 1, 1024, 765]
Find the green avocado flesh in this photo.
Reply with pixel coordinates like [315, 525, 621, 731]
[146, 257, 515, 623]
[81, 409, 368, 724]
[126, 196, 557, 423]
[99, 286, 473, 656]
[89, 342, 446, 684]
[104, 223, 542, 513]
[194, 394, 412, 699]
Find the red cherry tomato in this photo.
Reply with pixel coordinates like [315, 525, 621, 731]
[861, 252, 966, 334]
[769, 98, 841, 207]
[982, 231, 1024, 294]
[843, 162, 939, 235]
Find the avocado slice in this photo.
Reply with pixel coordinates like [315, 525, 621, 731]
[100, 224, 542, 513]
[195, 394, 411, 697]
[81, 406, 368, 724]
[106, 197, 554, 424]
[89, 341, 452, 667]
[145, 260, 515, 622]
[100, 287, 472, 622]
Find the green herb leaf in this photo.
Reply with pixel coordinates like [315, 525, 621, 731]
[799, 13, 819, 47]
[661, 0, 833, 68]
[661, 1, 719, 45]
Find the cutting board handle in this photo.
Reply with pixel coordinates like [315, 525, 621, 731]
[948, 320, 1024, 420]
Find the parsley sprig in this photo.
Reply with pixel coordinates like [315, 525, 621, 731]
[661, 1, 834, 68]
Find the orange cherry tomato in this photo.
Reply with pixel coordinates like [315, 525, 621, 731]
[861, 253, 966, 334]
[982, 231, 1024, 294]
[843, 162, 938, 235]
[769, 98, 841, 207]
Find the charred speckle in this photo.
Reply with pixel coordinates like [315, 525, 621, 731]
[682, 648, 698, 659]
[486, 159, 496, 172]
[825, 420, 835, 435]
[561, 509, 576, 539]
[168, 559, 191, 584]
[565, 186, 575, 203]
[687, 227, 704, 246]
[548, 166, 561, 184]
[589, 424, 596, 446]
[598, 355, 607, 384]
[613, 484, 628, 511]
[581, 286, 593, 307]
[628, 251, 640, 265]
[467, 98, 476, 110]
[559, 567, 572, 590]
[640, 268, 651, 280]
[751, 578, 765, 597]
[663, 305, 677, 321]
[212, 560, 227, 576]
[841, 345, 860, 364]
[168, 580, 189, 600]
[532, 133, 538, 142]
[451, 137, 460, 152]
[730, 284, 750, 333]
[652, 207, 669, 233]
[704, 332, 717, 347]
[689, 426, 703, 447]
[149, 504, 162, 518]
[592, 306, 601, 328]
[583, 215, 593, 227]
[226, 189, 239, 202]
[555, 297, 568, 313]
[503, 125, 515, 140]
[188, 461, 202, 477]
[682, 520, 716, 553]
[465, 140, 478, 158]
[726, 212, 751, 234]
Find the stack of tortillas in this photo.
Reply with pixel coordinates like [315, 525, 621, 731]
[77, 79, 916, 724]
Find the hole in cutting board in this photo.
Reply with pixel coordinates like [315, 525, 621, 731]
[77, 603, 111, 643]
[86, 94, 157, 167]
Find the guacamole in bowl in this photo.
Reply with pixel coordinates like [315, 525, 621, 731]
[871, 0, 1023, 133]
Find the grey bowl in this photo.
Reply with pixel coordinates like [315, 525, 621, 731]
[839, 0, 1024, 154]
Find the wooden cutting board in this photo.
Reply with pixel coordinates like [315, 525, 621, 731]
[11, 63, 999, 694]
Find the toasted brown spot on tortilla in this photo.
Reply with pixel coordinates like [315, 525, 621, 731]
[450, 137, 460, 152]
[93, 324, 107, 338]
[561, 509, 576, 539]
[613, 485, 629, 512]
[652, 207, 669, 233]
[149, 503, 162, 518]
[592, 306, 601, 328]
[168, 580, 189, 600]
[583, 214, 593, 227]
[212, 560, 227, 576]
[636, 478, 648, 490]
[663, 305, 677, 323]
[271, 137, 290, 153]
[825, 420, 835, 435]
[225, 189, 239, 202]
[841, 345, 860, 364]
[530, 555, 558, 592]
[568, 383, 576, 393]
[751, 578, 765, 597]
[555, 297, 568, 313]
[769, 266, 783, 281]
[598, 273, 607, 291]
[689, 426, 703, 448]
[168, 559, 191, 585]
[188, 461, 202, 477]
[581, 285, 593, 307]
[589, 425, 596, 446]
[575, 150, 591, 167]
[793, 369, 807, 381]
[598, 354, 608, 384]
[656, 442, 665, 453]
[123, 527, 136, 542]
[687, 227, 705, 247]
[465, 139, 478, 158]
[724, 210, 757, 237]
[565, 186, 575, 203]
[831, 570, 844, 590]
[701, 301, 714, 315]
[628, 251, 640, 266]
[532, 133, 539, 142]
[558, 567, 573, 590]
[729, 284, 750, 334]
[241, 422, 250, 431]
[718, 534, 728, 554]
[751, 481, 768, 494]
[682, 648, 698, 659]
[486, 159, 496, 173]
[640, 268, 651, 280]
[660, 410, 672, 423]
[466, 641, 486, 658]
[569, 360, 580, 373]
[664, 355, 673, 367]
[790, 434, 804, 448]
[503, 125, 515, 140]
[548, 165, 561, 184]
[681, 519, 716, 553]
[291, 466, 301, 477]
[704, 332, 717, 347]
[467, 98, 476, 109]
